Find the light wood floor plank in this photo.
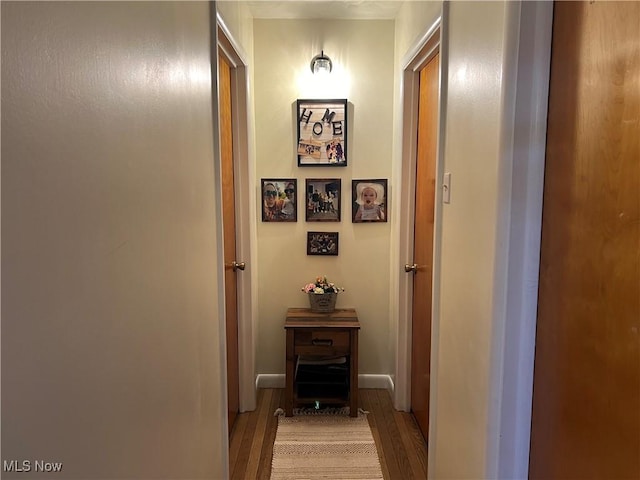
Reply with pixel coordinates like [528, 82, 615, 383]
[361, 389, 392, 479]
[229, 410, 249, 475]
[257, 388, 282, 479]
[371, 389, 404, 479]
[393, 409, 426, 479]
[231, 389, 264, 480]
[401, 412, 428, 477]
[378, 389, 421, 479]
[243, 388, 273, 479]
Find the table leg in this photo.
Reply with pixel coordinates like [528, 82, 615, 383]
[285, 329, 295, 416]
[350, 329, 358, 417]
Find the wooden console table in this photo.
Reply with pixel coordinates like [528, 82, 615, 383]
[284, 308, 360, 417]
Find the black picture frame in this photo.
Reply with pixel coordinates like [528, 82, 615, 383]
[306, 231, 339, 256]
[261, 178, 297, 222]
[352, 179, 388, 223]
[297, 99, 347, 167]
[305, 178, 341, 222]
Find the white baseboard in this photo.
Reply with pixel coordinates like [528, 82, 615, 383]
[256, 374, 394, 391]
[359, 374, 394, 391]
[256, 374, 285, 389]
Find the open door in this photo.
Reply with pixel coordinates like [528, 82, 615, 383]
[530, 2, 640, 477]
[218, 51, 242, 433]
[409, 53, 440, 441]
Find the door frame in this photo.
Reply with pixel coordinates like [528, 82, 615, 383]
[490, 2, 552, 477]
[395, 15, 443, 414]
[216, 12, 257, 415]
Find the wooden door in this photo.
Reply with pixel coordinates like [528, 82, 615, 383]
[529, 2, 640, 478]
[219, 52, 240, 433]
[411, 53, 439, 440]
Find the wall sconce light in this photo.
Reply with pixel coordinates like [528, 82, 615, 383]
[310, 50, 333, 75]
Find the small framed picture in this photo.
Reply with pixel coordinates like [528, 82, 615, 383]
[305, 178, 341, 222]
[261, 178, 297, 222]
[307, 231, 339, 256]
[352, 179, 388, 223]
[297, 99, 347, 167]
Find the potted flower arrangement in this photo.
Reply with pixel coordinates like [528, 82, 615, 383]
[302, 275, 344, 313]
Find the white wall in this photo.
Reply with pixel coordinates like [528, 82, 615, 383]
[1, 2, 226, 478]
[252, 19, 395, 378]
[392, 1, 548, 478]
[433, 3, 512, 476]
[431, 2, 526, 476]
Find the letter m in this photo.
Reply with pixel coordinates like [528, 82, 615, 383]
[321, 108, 336, 124]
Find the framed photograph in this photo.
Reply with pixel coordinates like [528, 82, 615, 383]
[307, 231, 339, 256]
[297, 99, 347, 167]
[261, 178, 297, 222]
[305, 178, 341, 222]
[352, 179, 388, 223]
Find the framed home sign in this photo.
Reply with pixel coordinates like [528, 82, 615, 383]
[297, 99, 347, 167]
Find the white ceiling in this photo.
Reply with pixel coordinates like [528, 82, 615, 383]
[245, 1, 404, 20]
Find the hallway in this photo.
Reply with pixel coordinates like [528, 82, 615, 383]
[3, 1, 638, 478]
[229, 389, 427, 479]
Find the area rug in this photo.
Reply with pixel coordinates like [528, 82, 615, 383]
[270, 408, 383, 480]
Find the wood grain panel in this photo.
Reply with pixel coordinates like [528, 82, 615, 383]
[411, 52, 439, 441]
[244, 388, 273, 479]
[376, 389, 422, 479]
[231, 388, 263, 480]
[530, 2, 640, 478]
[219, 52, 239, 433]
[360, 390, 392, 479]
[361, 389, 402, 479]
[228, 410, 248, 474]
[257, 388, 283, 480]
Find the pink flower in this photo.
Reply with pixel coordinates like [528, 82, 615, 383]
[301, 275, 343, 294]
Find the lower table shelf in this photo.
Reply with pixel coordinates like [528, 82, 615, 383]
[295, 359, 349, 400]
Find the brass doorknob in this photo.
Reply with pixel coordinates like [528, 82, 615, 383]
[232, 261, 246, 272]
[404, 263, 418, 273]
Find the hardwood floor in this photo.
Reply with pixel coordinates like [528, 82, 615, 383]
[229, 388, 428, 479]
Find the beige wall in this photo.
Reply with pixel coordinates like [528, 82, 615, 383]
[217, 0, 255, 62]
[1, 2, 226, 478]
[394, 0, 443, 58]
[253, 19, 395, 376]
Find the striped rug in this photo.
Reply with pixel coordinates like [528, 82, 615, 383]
[271, 410, 384, 480]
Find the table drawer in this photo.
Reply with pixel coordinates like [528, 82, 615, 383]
[294, 330, 349, 347]
[294, 330, 350, 355]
